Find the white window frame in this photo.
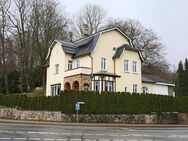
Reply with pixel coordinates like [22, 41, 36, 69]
[101, 57, 107, 71]
[142, 86, 148, 94]
[51, 84, 61, 96]
[105, 81, 113, 92]
[55, 64, 59, 74]
[133, 61, 137, 73]
[68, 60, 73, 70]
[124, 59, 129, 72]
[133, 84, 138, 93]
[76, 60, 80, 68]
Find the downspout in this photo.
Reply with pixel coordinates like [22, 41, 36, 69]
[89, 54, 93, 76]
[113, 58, 116, 92]
[89, 55, 93, 91]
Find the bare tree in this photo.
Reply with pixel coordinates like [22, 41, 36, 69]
[105, 19, 172, 80]
[30, 0, 69, 88]
[0, 0, 11, 94]
[73, 3, 107, 38]
[8, 0, 33, 92]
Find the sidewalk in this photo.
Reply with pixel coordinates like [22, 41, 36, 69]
[0, 119, 188, 127]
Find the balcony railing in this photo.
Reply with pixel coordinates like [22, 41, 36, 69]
[64, 67, 91, 77]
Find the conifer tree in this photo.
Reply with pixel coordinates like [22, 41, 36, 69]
[184, 58, 188, 95]
[175, 61, 185, 96]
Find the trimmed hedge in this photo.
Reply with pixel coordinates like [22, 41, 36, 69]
[0, 94, 60, 111]
[0, 91, 188, 114]
[60, 91, 188, 114]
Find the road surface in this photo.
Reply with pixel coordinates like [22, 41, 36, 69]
[0, 121, 187, 141]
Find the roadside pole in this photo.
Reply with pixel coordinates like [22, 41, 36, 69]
[75, 102, 85, 123]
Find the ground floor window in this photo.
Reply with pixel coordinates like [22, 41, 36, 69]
[133, 84, 138, 93]
[105, 81, 113, 92]
[125, 87, 127, 93]
[142, 86, 148, 94]
[94, 80, 100, 91]
[51, 84, 61, 96]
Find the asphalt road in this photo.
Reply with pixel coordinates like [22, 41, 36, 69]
[0, 121, 188, 141]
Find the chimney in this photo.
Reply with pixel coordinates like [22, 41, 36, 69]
[82, 24, 90, 37]
[68, 31, 73, 41]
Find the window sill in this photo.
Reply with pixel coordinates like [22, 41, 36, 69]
[124, 71, 130, 73]
[132, 72, 138, 74]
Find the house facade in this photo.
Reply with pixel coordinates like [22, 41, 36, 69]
[45, 28, 174, 96]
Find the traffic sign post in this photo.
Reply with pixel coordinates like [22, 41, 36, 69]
[75, 102, 85, 123]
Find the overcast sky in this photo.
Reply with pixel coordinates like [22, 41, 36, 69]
[59, 0, 188, 68]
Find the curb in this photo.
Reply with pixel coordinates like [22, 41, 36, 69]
[0, 119, 188, 127]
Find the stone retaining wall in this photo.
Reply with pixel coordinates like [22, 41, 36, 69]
[0, 108, 188, 124]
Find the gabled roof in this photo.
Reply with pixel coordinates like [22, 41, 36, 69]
[113, 44, 144, 61]
[46, 27, 139, 59]
[142, 74, 175, 86]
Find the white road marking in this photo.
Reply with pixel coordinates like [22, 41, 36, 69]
[168, 135, 178, 138]
[29, 138, 40, 140]
[132, 134, 142, 137]
[85, 133, 94, 136]
[37, 132, 49, 134]
[109, 134, 118, 136]
[0, 138, 11, 140]
[99, 139, 110, 141]
[28, 132, 37, 134]
[13, 138, 26, 140]
[126, 139, 138, 141]
[179, 135, 188, 138]
[141, 140, 152, 141]
[44, 139, 54, 141]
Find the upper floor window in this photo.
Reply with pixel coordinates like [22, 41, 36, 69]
[124, 59, 129, 72]
[101, 58, 107, 70]
[142, 86, 148, 94]
[55, 64, 59, 74]
[73, 60, 80, 68]
[133, 61, 137, 73]
[68, 60, 73, 70]
[133, 84, 138, 93]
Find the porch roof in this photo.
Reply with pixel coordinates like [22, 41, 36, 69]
[93, 71, 121, 78]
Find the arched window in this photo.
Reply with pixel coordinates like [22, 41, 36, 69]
[72, 81, 79, 90]
[83, 83, 89, 91]
[142, 86, 148, 94]
[64, 82, 71, 90]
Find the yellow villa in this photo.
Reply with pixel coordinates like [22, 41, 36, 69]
[45, 27, 175, 96]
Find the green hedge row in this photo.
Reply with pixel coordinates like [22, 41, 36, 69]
[60, 91, 188, 114]
[0, 91, 188, 114]
[0, 94, 60, 111]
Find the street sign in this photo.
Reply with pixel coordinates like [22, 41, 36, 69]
[75, 103, 80, 111]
